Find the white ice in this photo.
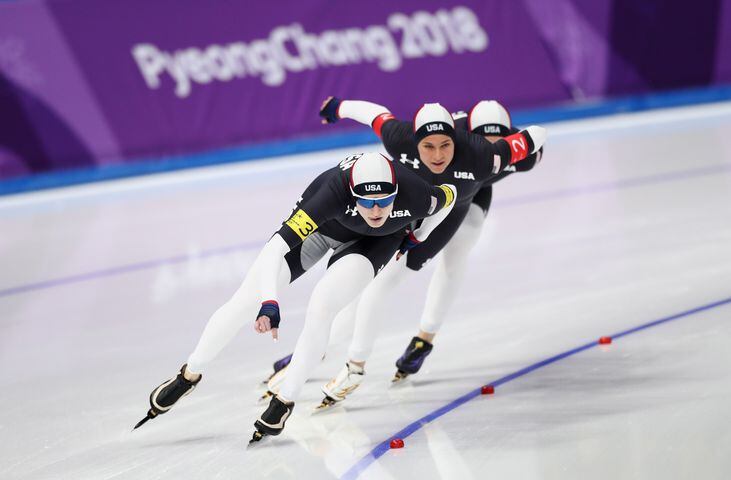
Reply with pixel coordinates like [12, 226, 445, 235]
[1, 102, 730, 480]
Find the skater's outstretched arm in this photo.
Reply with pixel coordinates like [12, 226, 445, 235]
[319, 97, 418, 160]
[253, 174, 343, 339]
[320, 96, 389, 125]
[461, 125, 547, 183]
[253, 234, 290, 340]
[453, 110, 544, 182]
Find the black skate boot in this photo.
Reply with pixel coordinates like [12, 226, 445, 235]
[249, 395, 295, 445]
[393, 336, 433, 382]
[133, 364, 202, 429]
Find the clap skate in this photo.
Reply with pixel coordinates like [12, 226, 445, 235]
[314, 362, 364, 412]
[249, 394, 295, 446]
[133, 364, 202, 430]
[392, 337, 433, 383]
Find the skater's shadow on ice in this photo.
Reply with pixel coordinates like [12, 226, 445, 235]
[405, 376, 480, 388]
[336, 400, 395, 413]
[141, 433, 298, 448]
[141, 434, 236, 447]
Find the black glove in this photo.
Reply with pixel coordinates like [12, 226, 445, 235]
[319, 96, 342, 124]
[398, 231, 421, 256]
[257, 300, 281, 328]
[514, 146, 543, 172]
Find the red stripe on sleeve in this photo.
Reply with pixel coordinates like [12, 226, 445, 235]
[372, 113, 395, 138]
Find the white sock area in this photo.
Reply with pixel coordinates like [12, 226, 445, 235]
[419, 204, 486, 334]
[346, 361, 364, 374]
[279, 254, 374, 402]
[186, 253, 291, 374]
[347, 255, 412, 362]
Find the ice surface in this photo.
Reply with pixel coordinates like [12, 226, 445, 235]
[1, 103, 730, 479]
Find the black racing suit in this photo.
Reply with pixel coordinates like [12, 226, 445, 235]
[275, 154, 454, 279]
[377, 118, 539, 270]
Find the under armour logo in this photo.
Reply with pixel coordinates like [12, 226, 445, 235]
[399, 153, 420, 169]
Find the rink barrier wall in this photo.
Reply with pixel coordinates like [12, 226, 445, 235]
[340, 295, 731, 480]
[4, 0, 728, 180]
[1, 84, 731, 197]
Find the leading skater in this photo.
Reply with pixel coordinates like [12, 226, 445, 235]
[134, 151, 457, 435]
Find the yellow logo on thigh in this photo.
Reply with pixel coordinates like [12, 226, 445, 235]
[286, 209, 318, 240]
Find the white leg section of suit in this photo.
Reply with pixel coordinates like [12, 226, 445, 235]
[327, 294, 361, 348]
[278, 254, 374, 402]
[419, 203, 486, 333]
[345, 204, 487, 363]
[347, 253, 416, 362]
[264, 294, 361, 396]
[186, 250, 292, 374]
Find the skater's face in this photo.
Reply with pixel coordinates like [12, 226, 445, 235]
[417, 134, 454, 174]
[483, 135, 502, 143]
[356, 194, 394, 227]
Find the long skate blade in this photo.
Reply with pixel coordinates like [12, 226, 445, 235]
[133, 411, 155, 430]
[312, 396, 339, 413]
[391, 371, 410, 384]
[247, 430, 267, 447]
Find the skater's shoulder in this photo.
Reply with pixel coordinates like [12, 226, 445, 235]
[454, 128, 491, 154]
[381, 119, 417, 147]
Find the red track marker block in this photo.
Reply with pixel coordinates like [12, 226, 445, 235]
[481, 385, 495, 395]
[390, 438, 404, 449]
[599, 336, 612, 345]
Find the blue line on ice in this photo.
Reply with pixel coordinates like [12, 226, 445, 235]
[340, 296, 731, 480]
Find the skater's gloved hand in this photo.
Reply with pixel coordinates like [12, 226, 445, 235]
[514, 147, 543, 172]
[255, 300, 280, 341]
[396, 231, 421, 260]
[319, 96, 342, 124]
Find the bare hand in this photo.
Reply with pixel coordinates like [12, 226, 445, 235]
[254, 315, 279, 341]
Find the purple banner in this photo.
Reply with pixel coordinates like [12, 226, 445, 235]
[1, 0, 730, 180]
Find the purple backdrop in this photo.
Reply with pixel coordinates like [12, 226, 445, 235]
[1, 0, 729, 179]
